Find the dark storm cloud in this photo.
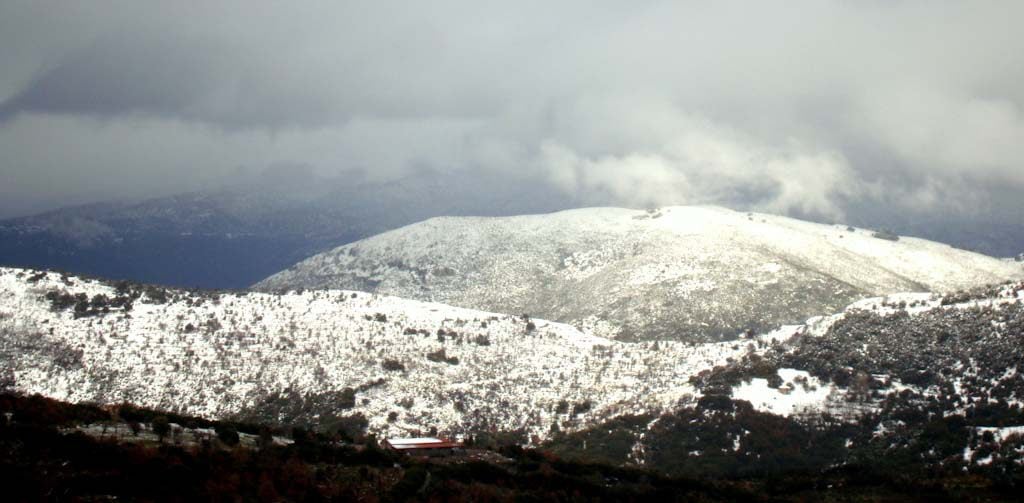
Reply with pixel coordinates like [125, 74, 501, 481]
[0, 1, 555, 127]
[0, 32, 224, 123]
[1, 0, 1023, 220]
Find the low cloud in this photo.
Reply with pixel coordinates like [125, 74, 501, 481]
[0, 1, 1022, 221]
[536, 113, 856, 219]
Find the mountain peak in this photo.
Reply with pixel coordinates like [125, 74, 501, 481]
[257, 206, 1023, 342]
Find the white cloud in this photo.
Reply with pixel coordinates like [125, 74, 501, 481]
[0, 0, 1023, 218]
[534, 104, 855, 219]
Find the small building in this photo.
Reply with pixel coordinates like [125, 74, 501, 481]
[384, 437, 462, 457]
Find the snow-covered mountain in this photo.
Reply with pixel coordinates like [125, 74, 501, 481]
[0, 169, 575, 288]
[0, 267, 781, 441]
[257, 206, 1023, 342]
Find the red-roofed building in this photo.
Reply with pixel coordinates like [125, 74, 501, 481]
[384, 437, 463, 456]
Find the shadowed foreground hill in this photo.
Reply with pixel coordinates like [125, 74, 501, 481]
[2, 393, 1018, 502]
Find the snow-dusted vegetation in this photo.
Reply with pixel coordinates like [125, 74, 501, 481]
[258, 206, 1023, 342]
[739, 283, 1024, 412]
[588, 281, 1024, 475]
[542, 283, 1024, 480]
[3, 264, 1023, 479]
[0, 267, 787, 441]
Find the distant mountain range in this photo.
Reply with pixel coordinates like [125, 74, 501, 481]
[257, 206, 1023, 342]
[0, 170, 576, 289]
[1, 169, 1021, 291]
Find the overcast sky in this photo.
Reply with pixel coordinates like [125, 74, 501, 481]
[1, 1, 1023, 220]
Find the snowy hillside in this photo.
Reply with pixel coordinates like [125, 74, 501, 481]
[551, 280, 1024, 473]
[5, 266, 1023, 474]
[257, 206, 1023, 342]
[697, 283, 1024, 419]
[0, 267, 785, 441]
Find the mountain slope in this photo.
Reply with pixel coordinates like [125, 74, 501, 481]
[0, 169, 575, 288]
[5, 267, 1024, 479]
[0, 267, 775, 441]
[549, 281, 1024, 476]
[257, 206, 1023, 342]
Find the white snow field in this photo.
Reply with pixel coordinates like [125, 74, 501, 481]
[257, 206, 1023, 342]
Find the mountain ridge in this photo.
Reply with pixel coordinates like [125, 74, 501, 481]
[0, 170, 577, 288]
[258, 205, 1024, 342]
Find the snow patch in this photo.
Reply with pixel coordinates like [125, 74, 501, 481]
[732, 368, 837, 417]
